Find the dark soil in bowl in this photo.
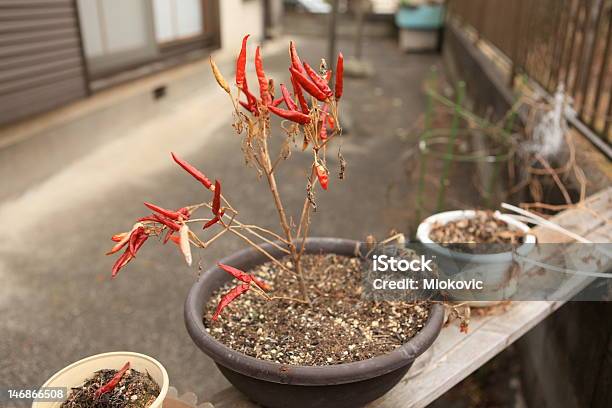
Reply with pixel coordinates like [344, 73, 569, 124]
[61, 366, 160, 408]
[204, 253, 431, 366]
[429, 211, 525, 254]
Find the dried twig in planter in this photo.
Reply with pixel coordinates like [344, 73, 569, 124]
[106, 37, 346, 318]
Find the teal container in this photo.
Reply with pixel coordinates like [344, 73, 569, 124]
[395, 5, 444, 30]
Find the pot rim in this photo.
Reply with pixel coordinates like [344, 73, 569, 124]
[416, 210, 536, 263]
[184, 237, 445, 386]
[35, 351, 169, 408]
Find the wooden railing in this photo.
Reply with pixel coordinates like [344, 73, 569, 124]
[448, 0, 611, 145]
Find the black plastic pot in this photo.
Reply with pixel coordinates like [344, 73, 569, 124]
[185, 238, 444, 408]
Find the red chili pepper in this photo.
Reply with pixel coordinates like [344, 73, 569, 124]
[111, 233, 128, 242]
[212, 180, 221, 215]
[272, 97, 283, 107]
[171, 152, 213, 190]
[178, 207, 191, 218]
[144, 202, 182, 220]
[255, 46, 271, 105]
[212, 283, 251, 321]
[236, 34, 250, 90]
[335, 52, 344, 100]
[163, 229, 174, 244]
[268, 105, 311, 124]
[107, 225, 140, 255]
[168, 235, 181, 246]
[151, 214, 181, 231]
[289, 41, 305, 73]
[290, 67, 328, 101]
[303, 62, 333, 97]
[203, 209, 224, 229]
[128, 226, 145, 257]
[239, 100, 257, 114]
[112, 234, 147, 277]
[291, 76, 309, 114]
[280, 84, 298, 111]
[217, 263, 270, 291]
[319, 105, 329, 141]
[94, 361, 130, 398]
[316, 164, 329, 190]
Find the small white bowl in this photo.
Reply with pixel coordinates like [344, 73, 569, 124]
[416, 210, 536, 305]
[32, 352, 169, 408]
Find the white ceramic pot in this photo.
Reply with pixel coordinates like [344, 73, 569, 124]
[416, 210, 536, 306]
[32, 352, 169, 408]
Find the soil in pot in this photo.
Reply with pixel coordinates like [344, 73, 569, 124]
[203, 253, 431, 366]
[61, 364, 160, 408]
[429, 211, 525, 254]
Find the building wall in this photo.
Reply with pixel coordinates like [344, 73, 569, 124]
[219, 0, 264, 54]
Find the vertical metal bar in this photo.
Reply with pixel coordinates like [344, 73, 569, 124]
[436, 82, 465, 212]
[549, 0, 572, 90]
[590, 10, 611, 130]
[578, 0, 604, 117]
[562, 0, 581, 87]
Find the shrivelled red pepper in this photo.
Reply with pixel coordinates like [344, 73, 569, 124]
[319, 104, 329, 141]
[335, 52, 344, 100]
[112, 233, 148, 277]
[272, 97, 284, 107]
[290, 67, 328, 101]
[289, 41, 305, 74]
[291, 76, 309, 114]
[144, 202, 182, 220]
[212, 180, 221, 215]
[280, 84, 298, 111]
[171, 152, 213, 190]
[315, 164, 329, 190]
[203, 209, 225, 229]
[212, 283, 251, 321]
[128, 226, 145, 257]
[218, 262, 270, 291]
[111, 232, 128, 243]
[303, 62, 333, 98]
[268, 105, 311, 124]
[239, 100, 257, 114]
[236, 34, 250, 90]
[145, 214, 180, 231]
[255, 46, 271, 105]
[95, 361, 130, 398]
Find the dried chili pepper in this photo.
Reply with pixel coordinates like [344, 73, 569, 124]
[291, 76, 309, 114]
[112, 234, 148, 277]
[217, 262, 269, 291]
[325, 70, 332, 83]
[239, 100, 257, 114]
[255, 46, 271, 105]
[94, 361, 130, 398]
[151, 214, 181, 231]
[163, 229, 174, 244]
[209, 56, 230, 94]
[111, 232, 128, 242]
[290, 67, 328, 101]
[171, 152, 213, 190]
[144, 202, 182, 220]
[272, 97, 284, 107]
[280, 84, 298, 111]
[289, 41, 305, 73]
[319, 104, 329, 141]
[212, 283, 251, 321]
[315, 164, 329, 190]
[179, 224, 192, 266]
[335, 52, 344, 100]
[212, 180, 221, 215]
[203, 209, 224, 229]
[303, 62, 333, 97]
[268, 105, 311, 124]
[107, 223, 141, 255]
[128, 226, 145, 257]
[236, 34, 250, 90]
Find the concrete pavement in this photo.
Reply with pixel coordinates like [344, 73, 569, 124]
[0, 36, 442, 405]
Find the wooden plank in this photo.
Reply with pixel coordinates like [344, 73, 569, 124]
[211, 188, 612, 408]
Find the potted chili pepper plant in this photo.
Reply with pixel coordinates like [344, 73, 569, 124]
[33, 352, 168, 408]
[106, 36, 444, 408]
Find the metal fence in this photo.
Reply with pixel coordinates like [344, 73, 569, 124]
[448, 0, 611, 145]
